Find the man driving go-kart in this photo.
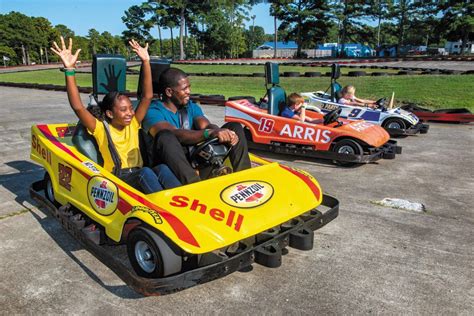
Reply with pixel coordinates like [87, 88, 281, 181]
[143, 68, 251, 184]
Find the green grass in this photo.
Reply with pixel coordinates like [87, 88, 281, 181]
[0, 69, 472, 110]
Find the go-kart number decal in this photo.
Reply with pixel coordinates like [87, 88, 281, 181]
[220, 181, 274, 209]
[258, 118, 275, 133]
[170, 196, 244, 232]
[348, 108, 362, 117]
[87, 176, 118, 216]
[58, 163, 72, 191]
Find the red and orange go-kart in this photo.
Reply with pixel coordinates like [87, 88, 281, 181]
[28, 55, 339, 296]
[225, 63, 402, 166]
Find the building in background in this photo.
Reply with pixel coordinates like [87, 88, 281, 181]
[445, 41, 474, 55]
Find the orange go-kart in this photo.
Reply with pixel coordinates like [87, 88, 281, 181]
[225, 63, 402, 166]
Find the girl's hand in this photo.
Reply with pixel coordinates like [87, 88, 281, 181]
[51, 36, 81, 68]
[129, 39, 150, 62]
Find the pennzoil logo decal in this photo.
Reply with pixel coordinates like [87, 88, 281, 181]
[131, 206, 163, 224]
[87, 176, 118, 216]
[220, 181, 274, 209]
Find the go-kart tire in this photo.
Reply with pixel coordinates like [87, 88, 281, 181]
[348, 71, 366, 77]
[383, 118, 406, 130]
[44, 172, 60, 207]
[244, 127, 253, 142]
[304, 72, 321, 77]
[284, 72, 300, 77]
[332, 139, 363, 167]
[371, 72, 388, 76]
[127, 227, 182, 278]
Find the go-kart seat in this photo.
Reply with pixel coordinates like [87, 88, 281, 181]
[92, 54, 127, 96]
[329, 63, 342, 102]
[72, 122, 104, 166]
[268, 86, 287, 115]
[265, 62, 287, 115]
[136, 58, 171, 167]
[72, 122, 153, 169]
[331, 81, 342, 102]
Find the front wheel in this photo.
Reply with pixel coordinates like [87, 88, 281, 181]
[43, 172, 60, 207]
[127, 227, 182, 278]
[332, 139, 363, 167]
[383, 118, 407, 130]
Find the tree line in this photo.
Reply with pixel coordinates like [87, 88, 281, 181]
[0, 1, 472, 65]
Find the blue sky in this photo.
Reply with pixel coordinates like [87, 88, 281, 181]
[0, 0, 276, 39]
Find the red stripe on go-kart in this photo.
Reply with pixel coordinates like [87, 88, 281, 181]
[36, 125, 200, 248]
[279, 164, 321, 200]
[118, 185, 200, 248]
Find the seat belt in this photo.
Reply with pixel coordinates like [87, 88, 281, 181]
[103, 121, 122, 177]
[178, 106, 194, 158]
[178, 106, 190, 130]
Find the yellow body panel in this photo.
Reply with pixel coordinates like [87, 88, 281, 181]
[31, 124, 323, 254]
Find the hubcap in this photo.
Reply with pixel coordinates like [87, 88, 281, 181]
[135, 241, 156, 273]
[338, 145, 355, 155]
[387, 121, 402, 129]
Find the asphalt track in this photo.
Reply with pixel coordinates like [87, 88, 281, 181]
[0, 86, 473, 314]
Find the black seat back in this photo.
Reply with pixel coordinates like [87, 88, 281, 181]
[137, 59, 171, 166]
[137, 58, 170, 97]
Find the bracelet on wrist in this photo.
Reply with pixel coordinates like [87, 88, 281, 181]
[203, 129, 210, 139]
[65, 69, 76, 76]
[61, 67, 76, 76]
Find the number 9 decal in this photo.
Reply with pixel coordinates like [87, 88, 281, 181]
[348, 108, 362, 117]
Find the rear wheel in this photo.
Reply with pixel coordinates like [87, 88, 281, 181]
[332, 139, 363, 167]
[127, 227, 182, 278]
[383, 118, 407, 130]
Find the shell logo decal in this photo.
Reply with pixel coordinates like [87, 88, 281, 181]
[87, 176, 118, 216]
[220, 181, 274, 209]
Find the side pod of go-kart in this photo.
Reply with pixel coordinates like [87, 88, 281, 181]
[30, 122, 339, 296]
[225, 99, 401, 166]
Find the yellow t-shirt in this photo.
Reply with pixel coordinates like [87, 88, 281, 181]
[89, 117, 143, 172]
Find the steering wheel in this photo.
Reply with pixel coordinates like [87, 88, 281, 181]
[375, 97, 387, 110]
[189, 137, 232, 177]
[324, 108, 342, 125]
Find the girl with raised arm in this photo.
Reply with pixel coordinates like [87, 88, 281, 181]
[51, 36, 180, 193]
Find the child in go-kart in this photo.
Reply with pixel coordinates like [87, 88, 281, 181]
[281, 93, 323, 124]
[51, 37, 180, 194]
[338, 85, 377, 108]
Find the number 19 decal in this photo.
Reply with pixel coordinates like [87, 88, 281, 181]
[258, 118, 275, 133]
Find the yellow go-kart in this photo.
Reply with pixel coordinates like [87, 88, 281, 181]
[29, 56, 339, 296]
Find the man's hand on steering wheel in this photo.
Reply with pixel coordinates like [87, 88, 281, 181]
[209, 128, 239, 146]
